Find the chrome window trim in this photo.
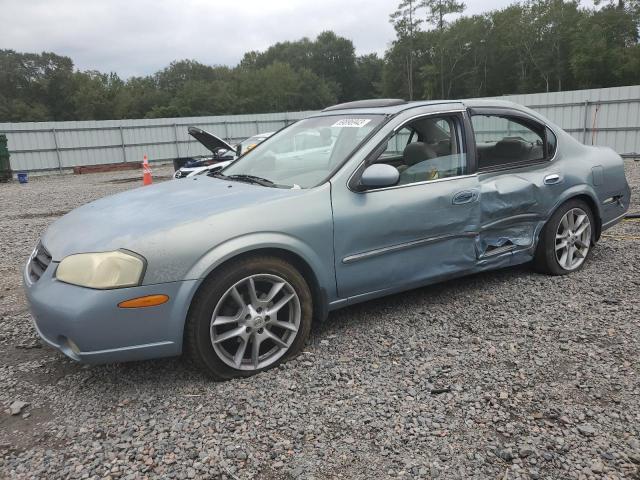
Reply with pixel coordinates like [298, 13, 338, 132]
[342, 231, 478, 264]
[354, 172, 478, 194]
[347, 109, 470, 193]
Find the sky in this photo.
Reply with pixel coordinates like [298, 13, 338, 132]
[1, 0, 584, 78]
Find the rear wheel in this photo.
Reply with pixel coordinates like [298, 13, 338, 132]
[185, 256, 312, 380]
[534, 199, 595, 275]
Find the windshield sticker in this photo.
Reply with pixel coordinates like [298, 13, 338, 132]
[331, 118, 372, 128]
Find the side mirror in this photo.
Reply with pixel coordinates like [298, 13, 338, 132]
[358, 164, 399, 190]
[236, 145, 242, 157]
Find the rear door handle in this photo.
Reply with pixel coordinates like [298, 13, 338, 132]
[544, 174, 562, 185]
[452, 190, 477, 205]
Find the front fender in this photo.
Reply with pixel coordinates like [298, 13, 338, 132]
[167, 232, 334, 353]
[184, 231, 334, 295]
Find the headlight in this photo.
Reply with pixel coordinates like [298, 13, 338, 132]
[56, 250, 145, 289]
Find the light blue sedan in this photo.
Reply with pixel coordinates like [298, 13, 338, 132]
[24, 99, 631, 379]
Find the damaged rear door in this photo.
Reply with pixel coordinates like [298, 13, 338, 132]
[469, 108, 560, 266]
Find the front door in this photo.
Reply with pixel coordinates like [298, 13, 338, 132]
[331, 113, 480, 299]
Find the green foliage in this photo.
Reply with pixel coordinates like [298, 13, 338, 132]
[1, 1, 639, 123]
[0, 31, 362, 122]
[384, 0, 640, 99]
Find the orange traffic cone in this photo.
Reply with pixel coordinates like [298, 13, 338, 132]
[142, 154, 153, 185]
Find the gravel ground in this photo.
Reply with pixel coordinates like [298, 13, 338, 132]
[1, 162, 639, 480]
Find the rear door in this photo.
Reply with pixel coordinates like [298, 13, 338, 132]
[469, 108, 560, 263]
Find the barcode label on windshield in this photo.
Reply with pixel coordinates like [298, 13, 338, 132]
[332, 118, 371, 128]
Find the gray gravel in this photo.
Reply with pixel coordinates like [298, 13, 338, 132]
[1, 162, 639, 479]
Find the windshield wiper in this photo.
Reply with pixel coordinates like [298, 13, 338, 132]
[209, 171, 292, 188]
[225, 174, 275, 187]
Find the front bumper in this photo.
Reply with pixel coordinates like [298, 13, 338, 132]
[23, 261, 198, 364]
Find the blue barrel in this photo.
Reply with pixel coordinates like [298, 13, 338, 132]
[17, 172, 28, 184]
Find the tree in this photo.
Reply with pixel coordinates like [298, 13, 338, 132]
[113, 76, 167, 119]
[390, 0, 422, 99]
[354, 54, 384, 99]
[71, 71, 123, 120]
[235, 62, 335, 113]
[0, 50, 75, 121]
[310, 31, 358, 101]
[420, 0, 466, 98]
[571, 3, 639, 88]
[156, 60, 222, 94]
[421, 0, 466, 30]
[239, 32, 357, 102]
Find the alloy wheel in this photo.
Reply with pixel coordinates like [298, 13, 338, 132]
[210, 274, 301, 370]
[555, 207, 591, 271]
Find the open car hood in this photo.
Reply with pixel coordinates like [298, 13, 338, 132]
[188, 126, 235, 154]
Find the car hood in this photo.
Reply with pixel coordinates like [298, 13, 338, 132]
[42, 177, 301, 261]
[188, 126, 235, 154]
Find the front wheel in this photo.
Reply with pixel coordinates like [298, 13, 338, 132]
[534, 199, 595, 275]
[185, 256, 313, 380]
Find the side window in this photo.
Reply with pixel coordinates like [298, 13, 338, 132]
[373, 115, 467, 185]
[380, 127, 416, 159]
[471, 115, 547, 169]
[546, 127, 557, 157]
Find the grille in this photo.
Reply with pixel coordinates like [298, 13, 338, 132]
[28, 242, 52, 283]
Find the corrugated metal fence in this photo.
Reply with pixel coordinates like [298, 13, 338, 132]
[484, 85, 640, 157]
[0, 111, 316, 172]
[0, 85, 638, 173]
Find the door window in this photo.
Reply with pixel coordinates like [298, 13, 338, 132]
[471, 115, 547, 169]
[372, 115, 467, 185]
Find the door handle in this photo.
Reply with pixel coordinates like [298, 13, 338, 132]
[452, 190, 477, 205]
[544, 174, 562, 185]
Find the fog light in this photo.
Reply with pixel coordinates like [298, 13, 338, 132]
[118, 294, 169, 308]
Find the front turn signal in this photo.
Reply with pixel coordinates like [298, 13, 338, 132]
[118, 295, 169, 309]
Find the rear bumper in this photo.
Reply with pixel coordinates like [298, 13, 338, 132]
[23, 263, 198, 364]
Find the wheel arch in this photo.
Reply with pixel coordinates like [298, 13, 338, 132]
[545, 186, 602, 242]
[182, 240, 330, 347]
[205, 247, 328, 324]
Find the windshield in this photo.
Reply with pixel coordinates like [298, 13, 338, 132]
[239, 134, 271, 154]
[222, 114, 384, 188]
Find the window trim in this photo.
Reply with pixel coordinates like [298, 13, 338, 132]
[347, 110, 472, 193]
[468, 107, 559, 173]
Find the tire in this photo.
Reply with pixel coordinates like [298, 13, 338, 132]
[185, 256, 313, 380]
[533, 199, 595, 275]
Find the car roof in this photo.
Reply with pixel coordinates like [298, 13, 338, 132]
[311, 98, 526, 117]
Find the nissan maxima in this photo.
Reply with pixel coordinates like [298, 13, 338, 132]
[24, 98, 631, 379]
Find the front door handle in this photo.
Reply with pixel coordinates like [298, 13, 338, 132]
[452, 190, 477, 205]
[544, 173, 562, 185]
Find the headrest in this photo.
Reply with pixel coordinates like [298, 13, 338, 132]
[494, 138, 527, 158]
[403, 142, 437, 166]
